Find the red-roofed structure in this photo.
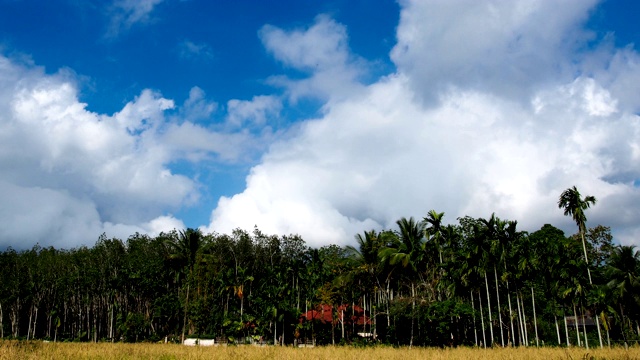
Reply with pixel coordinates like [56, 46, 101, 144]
[299, 304, 371, 326]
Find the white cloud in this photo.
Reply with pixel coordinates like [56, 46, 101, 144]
[259, 15, 368, 103]
[208, 1, 640, 248]
[226, 95, 282, 128]
[106, 0, 164, 38]
[391, 0, 598, 104]
[0, 55, 265, 249]
[179, 40, 214, 61]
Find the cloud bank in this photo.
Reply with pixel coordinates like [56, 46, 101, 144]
[0, 55, 270, 249]
[207, 0, 640, 247]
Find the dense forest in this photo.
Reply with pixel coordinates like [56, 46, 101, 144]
[0, 187, 638, 347]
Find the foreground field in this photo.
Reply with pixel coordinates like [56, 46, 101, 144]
[0, 342, 639, 360]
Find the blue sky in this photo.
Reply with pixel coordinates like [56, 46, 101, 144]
[1, 0, 640, 249]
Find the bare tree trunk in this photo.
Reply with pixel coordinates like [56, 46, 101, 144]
[582, 304, 589, 350]
[555, 315, 561, 346]
[573, 304, 581, 347]
[494, 266, 504, 347]
[273, 319, 277, 346]
[33, 306, 38, 340]
[410, 283, 415, 348]
[479, 291, 486, 348]
[516, 293, 525, 346]
[564, 309, 570, 347]
[27, 305, 33, 341]
[531, 287, 539, 347]
[484, 272, 494, 346]
[506, 284, 515, 347]
[341, 309, 345, 339]
[386, 281, 391, 328]
[521, 294, 529, 345]
[182, 282, 190, 344]
[471, 291, 478, 346]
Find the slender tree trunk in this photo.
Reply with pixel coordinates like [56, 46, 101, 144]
[506, 284, 515, 347]
[582, 304, 589, 350]
[516, 293, 525, 346]
[531, 287, 539, 347]
[494, 266, 504, 347]
[1, 302, 4, 339]
[564, 308, 570, 347]
[109, 303, 114, 342]
[595, 310, 603, 348]
[580, 230, 603, 349]
[471, 291, 478, 347]
[33, 306, 38, 340]
[573, 303, 581, 347]
[182, 282, 190, 344]
[386, 280, 391, 328]
[341, 309, 345, 339]
[555, 314, 561, 346]
[410, 283, 415, 348]
[605, 315, 610, 347]
[484, 272, 494, 346]
[479, 291, 486, 348]
[521, 294, 529, 345]
[27, 305, 33, 341]
[373, 290, 377, 341]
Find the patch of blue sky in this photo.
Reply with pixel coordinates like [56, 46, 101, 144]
[584, 0, 640, 50]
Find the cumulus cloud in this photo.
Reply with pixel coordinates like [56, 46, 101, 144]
[0, 55, 263, 249]
[226, 95, 282, 128]
[259, 15, 368, 102]
[391, 0, 598, 104]
[207, 1, 640, 247]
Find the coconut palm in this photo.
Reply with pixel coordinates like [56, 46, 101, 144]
[558, 186, 603, 347]
[558, 186, 597, 282]
[379, 217, 426, 347]
[165, 228, 204, 343]
[606, 245, 640, 340]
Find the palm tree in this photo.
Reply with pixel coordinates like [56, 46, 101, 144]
[558, 186, 603, 347]
[424, 210, 445, 265]
[165, 228, 204, 343]
[558, 186, 597, 283]
[344, 230, 384, 339]
[379, 217, 426, 347]
[605, 245, 640, 341]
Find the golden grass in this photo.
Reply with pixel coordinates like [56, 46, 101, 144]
[1, 341, 639, 360]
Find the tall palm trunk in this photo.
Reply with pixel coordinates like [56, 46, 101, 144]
[521, 294, 528, 345]
[410, 282, 415, 348]
[479, 291, 487, 348]
[471, 291, 478, 346]
[182, 282, 190, 344]
[494, 265, 504, 346]
[516, 292, 526, 346]
[573, 303, 581, 347]
[580, 231, 603, 348]
[564, 308, 570, 346]
[484, 272, 494, 346]
[555, 314, 561, 346]
[581, 303, 589, 350]
[506, 282, 515, 347]
[531, 287, 539, 347]
[386, 280, 391, 328]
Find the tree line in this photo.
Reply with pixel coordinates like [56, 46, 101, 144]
[0, 186, 638, 347]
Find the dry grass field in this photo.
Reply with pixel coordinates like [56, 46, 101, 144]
[1, 341, 639, 360]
